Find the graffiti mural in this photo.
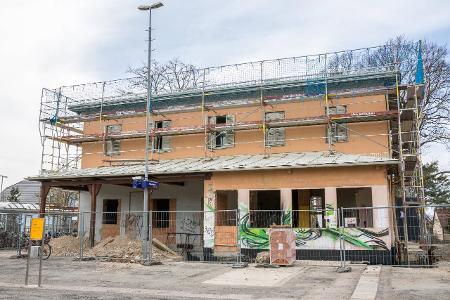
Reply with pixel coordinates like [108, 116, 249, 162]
[239, 212, 389, 251]
[203, 185, 215, 248]
[238, 202, 389, 251]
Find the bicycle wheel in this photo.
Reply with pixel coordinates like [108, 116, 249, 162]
[18, 241, 28, 258]
[41, 244, 51, 260]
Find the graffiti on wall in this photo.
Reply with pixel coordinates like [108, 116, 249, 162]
[239, 212, 389, 250]
[238, 203, 389, 251]
[203, 185, 215, 248]
[180, 216, 201, 234]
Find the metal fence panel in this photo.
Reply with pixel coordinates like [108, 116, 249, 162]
[2, 205, 450, 267]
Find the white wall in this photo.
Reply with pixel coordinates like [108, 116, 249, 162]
[79, 181, 204, 240]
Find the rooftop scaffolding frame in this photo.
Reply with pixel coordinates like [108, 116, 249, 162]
[39, 45, 399, 173]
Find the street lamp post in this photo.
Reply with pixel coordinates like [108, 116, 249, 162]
[138, 2, 163, 263]
[0, 175, 7, 201]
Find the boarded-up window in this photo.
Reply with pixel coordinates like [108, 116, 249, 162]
[208, 115, 235, 149]
[265, 112, 285, 147]
[326, 105, 348, 143]
[153, 120, 171, 152]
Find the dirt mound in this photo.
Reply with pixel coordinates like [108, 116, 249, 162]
[86, 236, 179, 262]
[49, 235, 180, 263]
[49, 235, 84, 257]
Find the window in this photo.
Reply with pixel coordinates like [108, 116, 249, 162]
[152, 199, 170, 228]
[208, 115, 235, 149]
[153, 120, 171, 152]
[105, 140, 121, 156]
[337, 187, 373, 228]
[326, 105, 348, 143]
[265, 112, 285, 147]
[292, 189, 325, 228]
[249, 190, 281, 228]
[215, 190, 238, 226]
[103, 199, 119, 224]
[106, 124, 122, 135]
[104, 125, 121, 156]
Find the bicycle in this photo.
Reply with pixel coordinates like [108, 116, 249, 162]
[18, 233, 52, 260]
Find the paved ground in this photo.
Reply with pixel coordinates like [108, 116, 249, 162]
[0, 250, 449, 299]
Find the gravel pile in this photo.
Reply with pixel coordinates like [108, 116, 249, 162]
[49, 235, 180, 263]
[49, 235, 84, 257]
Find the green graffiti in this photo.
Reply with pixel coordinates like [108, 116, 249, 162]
[282, 210, 291, 225]
[239, 213, 389, 251]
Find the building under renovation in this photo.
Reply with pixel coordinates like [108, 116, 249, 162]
[30, 45, 426, 263]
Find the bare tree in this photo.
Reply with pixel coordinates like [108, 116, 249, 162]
[47, 188, 77, 208]
[128, 58, 202, 95]
[369, 36, 450, 150]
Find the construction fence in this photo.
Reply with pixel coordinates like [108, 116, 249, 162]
[1, 206, 450, 266]
[0, 212, 78, 256]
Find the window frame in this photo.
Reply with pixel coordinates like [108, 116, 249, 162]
[208, 114, 235, 150]
[326, 105, 348, 143]
[265, 111, 285, 147]
[102, 199, 119, 225]
[104, 124, 122, 156]
[153, 120, 172, 152]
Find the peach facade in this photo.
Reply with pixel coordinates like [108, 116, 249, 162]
[80, 94, 390, 168]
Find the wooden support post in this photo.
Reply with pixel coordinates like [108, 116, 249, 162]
[39, 183, 51, 217]
[88, 183, 102, 248]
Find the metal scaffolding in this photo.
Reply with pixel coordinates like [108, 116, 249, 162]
[38, 44, 426, 264]
[39, 45, 397, 173]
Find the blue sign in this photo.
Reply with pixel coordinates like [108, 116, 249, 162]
[132, 178, 159, 190]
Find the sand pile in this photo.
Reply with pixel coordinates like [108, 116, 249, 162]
[49, 235, 84, 257]
[49, 235, 180, 263]
[86, 237, 179, 262]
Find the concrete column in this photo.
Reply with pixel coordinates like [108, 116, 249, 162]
[371, 185, 390, 228]
[280, 188, 292, 211]
[280, 188, 292, 226]
[237, 189, 249, 213]
[203, 182, 215, 248]
[325, 187, 337, 209]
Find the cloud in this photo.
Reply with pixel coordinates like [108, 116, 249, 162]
[0, 0, 449, 186]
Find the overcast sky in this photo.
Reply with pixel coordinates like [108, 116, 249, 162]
[0, 0, 449, 188]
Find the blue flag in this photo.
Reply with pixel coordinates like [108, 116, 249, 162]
[415, 40, 424, 84]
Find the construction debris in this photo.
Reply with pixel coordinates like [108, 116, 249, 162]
[49, 235, 85, 257]
[49, 235, 181, 263]
[152, 237, 178, 256]
[255, 251, 270, 264]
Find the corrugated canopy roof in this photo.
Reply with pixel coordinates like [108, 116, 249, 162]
[30, 152, 397, 181]
[0, 202, 39, 212]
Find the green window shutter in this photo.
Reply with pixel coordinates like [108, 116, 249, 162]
[112, 140, 121, 155]
[265, 112, 285, 147]
[207, 116, 217, 149]
[224, 115, 235, 148]
[106, 124, 122, 136]
[326, 106, 347, 143]
[105, 140, 120, 156]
